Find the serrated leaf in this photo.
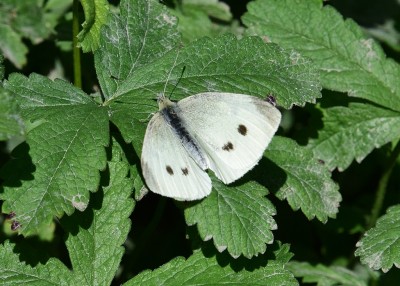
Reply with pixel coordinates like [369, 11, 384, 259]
[95, 0, 180, 98]
[185, 179, 276, 259]
[355, 205, 400, 272]
[0, 23, 28, 68]
[243, 0, 400, 111]
[0, 241, 71, 286]
[78, 0, 109, 52]
[1, 73, 109, 235]
[0, 87, 24, 140]
[125, 249, 297, 286]
[113, 34, 320, 110]
[287, 261, 368, 286]
[309, 102, 400, 171]
[109, 34, 320, 147]
[264, 136, 341, 222]
[61, 139, 135, 286]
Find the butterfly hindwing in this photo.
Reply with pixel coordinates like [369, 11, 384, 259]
[141, 112, 212, 200]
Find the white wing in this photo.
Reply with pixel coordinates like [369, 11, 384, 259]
[141, 112, 212, 201]
[178, 92, 281, 184]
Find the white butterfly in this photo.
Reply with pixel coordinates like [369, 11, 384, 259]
[141, 91, 281, 201]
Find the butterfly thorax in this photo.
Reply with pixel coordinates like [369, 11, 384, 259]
[157, 94, 175, 110]
[159, 97, 208, 170]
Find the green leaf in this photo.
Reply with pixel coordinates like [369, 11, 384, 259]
[0, 87, 24, 140]
[125, 249, 297, 285]
[0, 241, 71, 285]
[170, 0, 237, 43]
[185, 179, 276, 259]
[182, 0, 232, 22]
[0, 23, 28, 68]
[61, 139, 135, 286]
[95, 0, 180, 99]
[242, 0, 400, 112]
[287, 261, 368, 286]
[78, 0, 110, 52]
[109, 34, 320, 147]
[1, 73, 109, 235]
[355, 205, 400, 272]
[309, 102, 400, 171]
[264, 136, 341, 223]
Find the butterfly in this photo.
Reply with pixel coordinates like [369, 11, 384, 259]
[141, 91, 281, 201]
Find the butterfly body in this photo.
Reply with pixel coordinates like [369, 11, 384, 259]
[141, 92, 281, 201]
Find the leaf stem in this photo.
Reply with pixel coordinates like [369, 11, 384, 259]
[367, 141, 400, 230]
[72, 0, 82, 88]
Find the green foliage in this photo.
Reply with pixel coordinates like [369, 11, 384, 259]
[0, 140, 134, 285]
[287, 261, 369, 286]
[355, 205, 400, 272]
[128, 247, 297, 285]
[0, 0, 70, 68]
[1, 74, 109, 235]
[78, 0, 110, 52]
[243, 0, 400, 171]
[1, 0, 400, 284]
[185, 179, 276, 259]
[265, 136, 341, 222]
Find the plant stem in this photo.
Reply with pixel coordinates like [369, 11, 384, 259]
[367, 141, 400, 230]
[72, 0, 82, 88]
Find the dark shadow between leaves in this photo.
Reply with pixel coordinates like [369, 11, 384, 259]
[0, 142, 35, 189]
[253, 156, 287, 196]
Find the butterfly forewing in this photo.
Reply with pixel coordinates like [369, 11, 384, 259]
[177, 92, 281, 184]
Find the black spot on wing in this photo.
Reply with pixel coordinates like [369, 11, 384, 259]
[182, 168, 189, 175]
[222, 142, 234, 151]
[238, 124, 247, 136]
[166, 165, 174, 175]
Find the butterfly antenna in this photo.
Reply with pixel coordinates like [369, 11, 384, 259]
[162, 50, 182, 99]
[167, 65, 186, 99]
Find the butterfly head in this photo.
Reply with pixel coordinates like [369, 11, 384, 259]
[157, 93, 174, 111]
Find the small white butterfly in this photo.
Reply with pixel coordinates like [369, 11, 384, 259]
[141, 91, 281, 201]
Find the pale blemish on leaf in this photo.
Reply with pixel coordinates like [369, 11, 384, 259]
[361, 39, 377, 59]
[161, 13, 177, 26]
[289, 51, 302, 65]
[71, 195, 88, 211]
